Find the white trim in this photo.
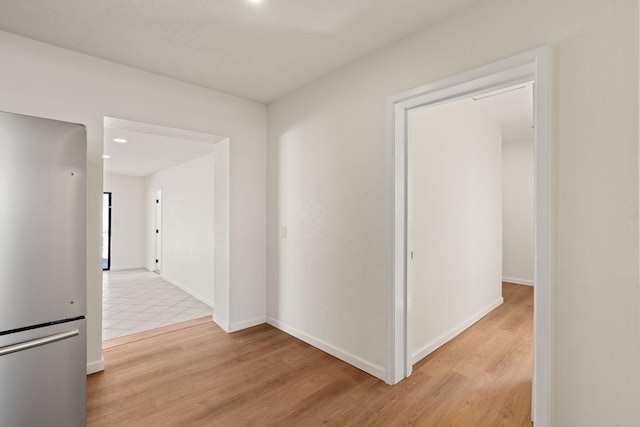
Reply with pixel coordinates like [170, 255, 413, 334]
[86, 357, 105, 375]
[228, 316, 266, 332]
[212, 313, 230, 332]
[266, 316, 386, 381]
[503, 276, 535, 287]
[532, 46, 552, 427]
[387, 47, 551, 427]
[153, 189, 163, 274]
[161, 274, 214, 308]
[213, 314, 266, 333]
[110, 265, 146, 272]
[412, 297, 503, 364]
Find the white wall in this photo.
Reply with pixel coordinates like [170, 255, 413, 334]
[409, 101, 503, 364]
[0, 30, 267, 374]
[103, 174, 146, 270]
[502, 140, 534, 285]
[145, 153, 215, 306]
[267, 0, 639, 424]
[213, 139, 231, 328]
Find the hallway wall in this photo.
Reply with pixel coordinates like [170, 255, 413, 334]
[267, 0, 639, 424]
[409, 101, 503, 364]
[103, 174, 146, 271]
[146, 152, 215, 306]
[502, 140, 534, 285]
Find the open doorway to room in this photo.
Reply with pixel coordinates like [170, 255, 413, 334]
[101, 117, 227, 342]
[406, 81, 534, 424]
[388, 49, 550, 425]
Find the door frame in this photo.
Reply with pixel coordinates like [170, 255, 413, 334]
[153, 189, 162, 274]
[386, 47, 550, 425]
[103, 192, 112, 271]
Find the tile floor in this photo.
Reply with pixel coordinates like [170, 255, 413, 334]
[102, 269, 213, 341]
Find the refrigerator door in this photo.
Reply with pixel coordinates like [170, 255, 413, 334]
[0, 318, 86, 427]
[0, 112, 86, 332]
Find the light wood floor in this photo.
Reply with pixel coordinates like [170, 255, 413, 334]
[87, 282, 533, 426]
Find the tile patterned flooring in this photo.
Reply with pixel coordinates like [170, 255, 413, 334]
[102, 269, 213, 341]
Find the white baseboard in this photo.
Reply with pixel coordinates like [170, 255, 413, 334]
[110, 266, 146, 272]
[266, 316, 386, 381]
[161, 274, 214, 307]
[412, 297, 504, 365]
[229, 316, 266, 332]
[87, 357, 105, 375]
[213, 314, 266, 333]
[502, 276, 534, 286]
[212, 313, 230, 332]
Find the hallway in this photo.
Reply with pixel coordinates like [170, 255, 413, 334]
[89, 282, 532, 426]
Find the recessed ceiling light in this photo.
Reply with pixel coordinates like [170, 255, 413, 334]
[113, 138, 127, 143]
[102, 154, 111, 159]
[248, 0, 263, 4]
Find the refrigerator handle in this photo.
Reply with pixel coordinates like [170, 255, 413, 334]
[0, 329, 80, 357]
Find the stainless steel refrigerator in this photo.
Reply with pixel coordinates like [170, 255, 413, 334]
[0, 111, 87, 426]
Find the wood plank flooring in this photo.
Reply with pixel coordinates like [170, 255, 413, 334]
[87, 282, 533, 426]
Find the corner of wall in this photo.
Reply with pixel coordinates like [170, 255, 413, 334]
[86, 357, 105, 375]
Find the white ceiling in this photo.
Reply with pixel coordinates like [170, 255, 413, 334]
[103, 117, 222, 177]
[1, 0, 518, 175]
[0, 0, 480, 103]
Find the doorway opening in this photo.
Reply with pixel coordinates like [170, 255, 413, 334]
[102, 192, 112, 271]
[406, 80, 535, 423]
[101, 117, 226, 343]
[387, 48, 550, 425]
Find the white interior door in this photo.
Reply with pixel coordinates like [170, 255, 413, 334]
[154, 190, 162, 273]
